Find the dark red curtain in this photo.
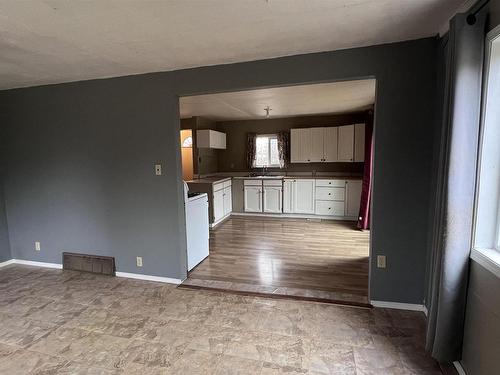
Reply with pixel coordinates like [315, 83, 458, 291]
[357, 110, 374, 230]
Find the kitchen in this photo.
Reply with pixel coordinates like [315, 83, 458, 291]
[180, 80, 373, 305]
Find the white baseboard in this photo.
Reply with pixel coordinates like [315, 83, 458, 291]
[115, 271, 182, 285]
[422, 305, 428, 317]
[210, 213, 231, 228]
[453, 361, 467, 375]
[371, 300, 427, 313]
[231, 212, 357, 221]
[11, 259, 63, 269]
[0, 258, 182, 285]
[0, 259, 16, 268]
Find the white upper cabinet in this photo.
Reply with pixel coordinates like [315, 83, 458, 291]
[290, 128, 311, 163]
[291, 125, 362, 163]
[338, 125, 355, 162]
[323, 127, 339, 162]
[309, 128, 325, 162]
[196, 129, 226, 149]
[354, 123, 365, 162]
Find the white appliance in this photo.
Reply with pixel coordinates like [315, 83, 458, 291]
[184, 181, 209, 271]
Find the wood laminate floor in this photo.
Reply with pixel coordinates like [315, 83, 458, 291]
[183, 216, 370, 305]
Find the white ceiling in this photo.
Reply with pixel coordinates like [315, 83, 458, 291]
[180, 79, 376, 120]
[0, 0, 465, 90]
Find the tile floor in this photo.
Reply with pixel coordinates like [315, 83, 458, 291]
[0, 265, 441, 374]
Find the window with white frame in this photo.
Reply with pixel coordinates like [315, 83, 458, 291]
[473, 26, 500, 255]
[254, 134, 280, 168]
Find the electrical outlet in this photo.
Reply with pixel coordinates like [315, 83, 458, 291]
[377, 255, 386, 268]
[35, 241, 41, 251]
[155, 164, 162, 176]
[136, 257, 143, 267]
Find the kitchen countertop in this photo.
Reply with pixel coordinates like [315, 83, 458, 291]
[189, 175, 363, 182]
[187, 177, 231, 184]
[233, 175, 363, 180]
[232, 175, 285, 180]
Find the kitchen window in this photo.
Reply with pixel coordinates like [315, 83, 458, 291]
[254, 134, 280, 168]
[471, 25, 500, 276]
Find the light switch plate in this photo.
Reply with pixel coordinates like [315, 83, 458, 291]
[35, 241, 41, 251]
[155, 164, 162, 175]
[136, 257, 143, 267]
[377, 255, 386, 268]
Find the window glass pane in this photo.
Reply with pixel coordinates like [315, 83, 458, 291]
[255, 137, 269, 166]
[270, 138, 279, 166]
[182, 136, 193, 148]
[474, 32, 500, 252]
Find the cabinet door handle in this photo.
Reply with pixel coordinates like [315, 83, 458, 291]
[328, 207, 331, 210]
[328, 193, 331, 195]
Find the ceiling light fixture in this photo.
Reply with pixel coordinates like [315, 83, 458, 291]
[264, 106, 272, 118]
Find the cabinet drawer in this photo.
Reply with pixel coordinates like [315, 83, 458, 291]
[315, 179, 345, 187]
[315, 201, 345, 216]
[263, 179, 283, 186]
[315, 187, 345, 201]
[244, 179, 263, 186]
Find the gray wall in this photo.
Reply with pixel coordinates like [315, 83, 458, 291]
[461, 261, 500, 375]
[0, 37, 438, 303]
[216, 112, 367, 174]
[0, 184, 11, 262]
[0, 76, 187, 278]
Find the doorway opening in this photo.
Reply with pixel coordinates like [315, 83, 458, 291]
[179, 79, 375, 306]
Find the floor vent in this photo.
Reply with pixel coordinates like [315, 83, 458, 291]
[62, 252, 115, 276]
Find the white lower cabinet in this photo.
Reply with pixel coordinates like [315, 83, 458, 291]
[213, 189, 225, 222]
[213, 180, 232, 224]
[283, 179, 294, 213]
[315, 201, 345, 216]
[293, 179, 315, 214]
[263, 183, 283, 213]
[283, 179, 315, 214]
[345, 180, 363, 218]
[223, 186, 232, 216]
[240, 178, 361, 221]
[244, 182, 263, 213]
[314, 179, 346, 217]
[244, 180, 283, 213]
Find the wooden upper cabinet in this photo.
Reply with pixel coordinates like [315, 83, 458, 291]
[309, 127, 325, 162]
[323, 127, 339, 162]
[338, 125, 355, 162]
[354, 123, 365, 162]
